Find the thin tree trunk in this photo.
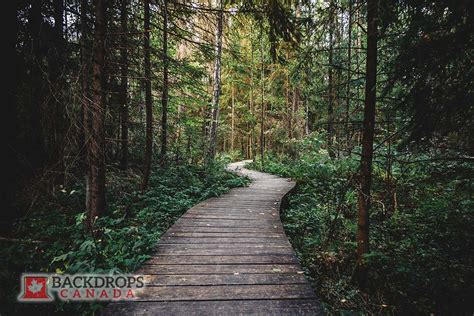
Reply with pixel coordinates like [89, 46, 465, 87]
[327, 1, 335, 159]
[231, 84, 235, 151]
[141, 0, 153, 190]
[355, 6, 362, 145]
[346, 0, 353, 152]
[356, 0, 378, 290]
[286, 50, 292, 140]
[160, 0, 169, 166]
[305, 97, 309, 136]
[260, 21, 265, 169]
[120, 0, 129, 170]
[207, 0, 224, 162]
[292, 87, 298, 138]
[304, 2, 312, 136]
[80, 0, 90, 167]
[250, 41, 256, 162]
[86, 0, 107, 225]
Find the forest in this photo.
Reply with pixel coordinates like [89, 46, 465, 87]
[2, 0, 473, 314]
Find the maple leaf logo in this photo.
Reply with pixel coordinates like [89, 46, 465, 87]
[28, 279, 43, 294]
[18, 275, 53, 301]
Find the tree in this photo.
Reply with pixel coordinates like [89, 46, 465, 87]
[260, 21, 265, 168]
[120, 0, 129, 170]
[207, 0, 224, 162]
[160, 0, 169, 165]
[355, 0, 378, 289]
[141, 0, 153, 190]
[392, 0, 474, 151]
[80, 0, 90, 164]
[86, 0, 107, 225]
[327, 0, 335, 159]
[345, 0, 353, 151]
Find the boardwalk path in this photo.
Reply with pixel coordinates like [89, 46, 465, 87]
[104, 161, 323, 315]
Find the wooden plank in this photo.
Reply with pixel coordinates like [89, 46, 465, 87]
[187, 208, 278, 213]
[157, 237, 289, 244]
[103, 299, 324, 316]
[138, 264, 303, 275]
[152, 246, 294, 256]
[167, 226, 284, 233]
[142, 273, 308, 286]
[174, 220, 280, 228]
[153, 243, 291, 250]
[145, 254, 297, 265]
[163, 232, 284, 238]
[189, 202, 278, 211]
[134, 284, 316, 301]
[185, 210, 279, 216]
[180, 215, 279, 220]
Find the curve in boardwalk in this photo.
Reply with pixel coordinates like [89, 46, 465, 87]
[104, 160, 323, 315]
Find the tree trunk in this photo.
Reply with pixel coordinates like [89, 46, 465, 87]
[86, 0, 107, 225]
[286, 51, 292, 140]
[231, 84, 235, 151]
[120, 0, 129, 170]
[356, 0, 378, 290]
[327, 0, 335, 159]
[292, 87, 299, 138]
[250, 42, 256, 162]
[260, 22, 265, 169]
[207, 0, 224, 162]
[80, 0, 90, 167]
[141, 0, 153, 190]
[346, 0, 353, 152]
[160, 0, 169, 166]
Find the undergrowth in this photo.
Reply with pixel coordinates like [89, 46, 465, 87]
[0, 161, 250, 315]
[247, 135, 473, 315]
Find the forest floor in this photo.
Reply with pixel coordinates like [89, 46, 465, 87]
[0, 161, 250, 315]
[104, 160, 322, 315]
[246, 150, 473, 315]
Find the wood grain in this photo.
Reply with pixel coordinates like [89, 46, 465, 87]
[103, 161, 323, 315]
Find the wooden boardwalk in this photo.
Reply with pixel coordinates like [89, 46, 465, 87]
[104, 161, 323, 315]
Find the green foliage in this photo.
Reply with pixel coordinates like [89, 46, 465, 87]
[247, 135, 474, 315]
[0, 163, 250, 314]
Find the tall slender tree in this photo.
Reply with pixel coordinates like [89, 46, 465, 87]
[327, 0, 335, 159]
[141, 0, 153, 190]
[80, 0, 90, 164]
[86, 0, 107, 225]
[207, 0, 224, 162]
[231, 83, 235, 151]
[160, 0, 169, 165]
[346, 0, 353, 151]
[250, 41, 257, 162]
[260, 21, 265, 168]
[356, 0, 378, 289]
[120, 0, 129, 170]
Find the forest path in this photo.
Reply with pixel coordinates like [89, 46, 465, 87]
[103, 160, 323, 315]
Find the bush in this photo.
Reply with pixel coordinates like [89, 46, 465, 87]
[0, 162, 250, 315]
[247, 135, 474, 315]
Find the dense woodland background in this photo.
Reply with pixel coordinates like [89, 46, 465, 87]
[2, 0, 473, 314]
